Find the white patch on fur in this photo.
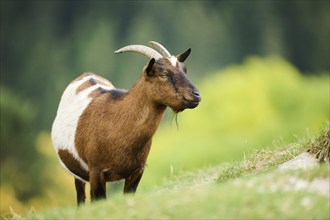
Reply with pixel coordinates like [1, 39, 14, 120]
[167, 56, 178, 66]
[51, 73, 115, 177]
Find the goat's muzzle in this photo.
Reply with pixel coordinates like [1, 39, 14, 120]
[183, 89, 201, 109]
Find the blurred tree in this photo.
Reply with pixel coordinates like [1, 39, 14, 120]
[0, 86, 46, 200]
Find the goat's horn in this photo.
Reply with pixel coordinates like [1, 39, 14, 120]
[148, 41, 171, 57]
[114, 45, 162, 60]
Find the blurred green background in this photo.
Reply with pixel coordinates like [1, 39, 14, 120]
[0, 0, 329, 215]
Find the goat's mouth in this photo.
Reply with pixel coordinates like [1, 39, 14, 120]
[171, 99, 200, 113]
[171, 95, 201, 113]
[183, 97, 201, 109]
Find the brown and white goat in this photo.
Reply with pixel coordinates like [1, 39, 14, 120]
[51, 41, 201, 205]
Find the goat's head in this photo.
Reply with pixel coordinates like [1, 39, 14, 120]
[114, 41, 201, 112]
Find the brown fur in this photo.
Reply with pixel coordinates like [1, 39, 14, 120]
[75, 78, 166, 179]
[76, 80, 94, 94]
[87, 88, 100, 98]
[58, 149, 89, 181]
[58, 54, 201, 205]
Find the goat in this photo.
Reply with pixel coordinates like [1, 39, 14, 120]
[51, 41, 201, 205]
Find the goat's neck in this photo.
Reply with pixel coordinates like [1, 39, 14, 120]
[123, 79, 166, 129]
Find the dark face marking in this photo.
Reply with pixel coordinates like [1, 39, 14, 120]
[145, 58, 201, 112]
[157, 60, 190, 94]
[167, 69, 182, 94]
[148, 58, 200, 112]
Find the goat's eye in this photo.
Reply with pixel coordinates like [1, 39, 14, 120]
[159, 73, 167, 78]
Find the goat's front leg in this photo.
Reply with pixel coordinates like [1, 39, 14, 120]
[124, 167, 145, 193]
[89, 170, 106, 201]
[74, 177, 86, 205]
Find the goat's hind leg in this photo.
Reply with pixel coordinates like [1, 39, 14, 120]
[74, 177, 86, 205]
[89, 170, 106, 201]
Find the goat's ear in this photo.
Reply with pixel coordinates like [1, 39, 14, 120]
[145, 58, 156, 76]
[177, 48, 191, 63]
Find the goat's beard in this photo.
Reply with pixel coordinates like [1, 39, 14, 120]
[171, 111, 180, 129]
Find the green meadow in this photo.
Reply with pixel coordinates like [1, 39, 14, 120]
[24, 124, 330, 219]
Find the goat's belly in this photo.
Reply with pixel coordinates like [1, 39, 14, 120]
[51, 73, 115, 182]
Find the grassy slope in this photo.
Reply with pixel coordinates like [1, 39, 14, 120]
[2, 56, 328, 217]
[19, 127, 329, 219]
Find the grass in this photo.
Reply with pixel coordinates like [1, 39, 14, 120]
[11, 125, 328, 219]
[307, 127, 330, 163]
[23, 167, 329, 219]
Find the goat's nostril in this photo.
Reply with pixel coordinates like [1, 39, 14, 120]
[191, 90, 201, 102]
[192, 90, 200, 97]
